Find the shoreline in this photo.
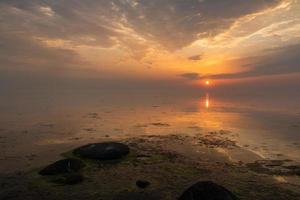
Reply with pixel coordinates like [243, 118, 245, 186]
[1, 132, 300, 199]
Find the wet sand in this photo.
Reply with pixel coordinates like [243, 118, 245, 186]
[1, 132, 300, 200]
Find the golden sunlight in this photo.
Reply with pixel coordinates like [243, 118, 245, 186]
[1, 1, 300, 199]
[205, 93, 210, 108]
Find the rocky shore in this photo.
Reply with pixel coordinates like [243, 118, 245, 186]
[0, 133, 300, 200]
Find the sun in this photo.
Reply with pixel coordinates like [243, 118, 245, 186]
[205, 80, 210, 85]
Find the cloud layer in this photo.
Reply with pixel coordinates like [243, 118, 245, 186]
[182, 44, 300, 80]
[0, 0, 299, 84]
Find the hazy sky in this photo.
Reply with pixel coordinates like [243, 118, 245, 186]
[0, 0, 299, 88]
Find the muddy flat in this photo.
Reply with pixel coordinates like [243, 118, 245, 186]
[1, 133, 299, 200]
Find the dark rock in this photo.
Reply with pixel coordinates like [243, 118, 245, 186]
[73, 142, 130, 160]
[179, 181, 239, 200]
[39, 158, 85, 175]
[136, 180, 150, 189]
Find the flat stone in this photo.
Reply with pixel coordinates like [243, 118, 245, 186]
[39, 158, 85, 176]
[179, 181, 239, 200]
[73, 142, 130, 160]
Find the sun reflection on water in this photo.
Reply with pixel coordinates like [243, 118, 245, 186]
[205, 93, 210, 109]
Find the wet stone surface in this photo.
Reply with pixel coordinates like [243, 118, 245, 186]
[73, 142, 130, 160]
[39, 158, 85, 176]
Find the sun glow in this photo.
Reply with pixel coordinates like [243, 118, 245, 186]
[205, 93, 210, 108]
[205, 80, 210, 85]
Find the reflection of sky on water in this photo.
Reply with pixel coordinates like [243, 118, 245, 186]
[192, 92, 300, 161]
[0, 90, 299, 172]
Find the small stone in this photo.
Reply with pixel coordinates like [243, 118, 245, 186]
[179, 181, 239, 200]
[39, 158, 85, 176]
[136, 180, 150, 189]
[73, 142, 130, 160]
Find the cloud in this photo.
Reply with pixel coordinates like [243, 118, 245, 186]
[0, 0, 120, 47]
[188, 54, 203, 61]
[0, 0, 283, 52]
[0, 30, 85, 72]
[0, 0, 291, 81]
[115, 0, 283, 49]
[179, 73, 200, 80]
[200, 44, 300, 79]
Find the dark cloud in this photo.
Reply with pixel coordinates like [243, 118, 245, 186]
[115, 0, 282, 49]
[200, 44, 300, 80]
[0, 0, 119, 47]
[0, 0, 282, 52]
[179, 73, 200, 80]
[188, 54, 203, 61]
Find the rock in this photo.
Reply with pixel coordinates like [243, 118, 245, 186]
[136, 180, 150, 189]
[179, 181, 239, 200]
[39, 158, 85, 175]
[73, 142, 130, 160]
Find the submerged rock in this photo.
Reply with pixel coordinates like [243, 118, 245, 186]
[179, 181, 239, 200]
[39, 158, 85, 175]
[136, 180, 150, 189]
[73, 142, 130, 160]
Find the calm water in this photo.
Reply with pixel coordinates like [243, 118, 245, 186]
[0, 89, 299, 172]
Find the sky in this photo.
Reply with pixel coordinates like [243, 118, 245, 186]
[0, 0, 299, 89]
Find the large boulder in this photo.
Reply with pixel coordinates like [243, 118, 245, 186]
[39, 158, 85, 175]
[179, 181, 239, 200]
[73, 142, 130, 160]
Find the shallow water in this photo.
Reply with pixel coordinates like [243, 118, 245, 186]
[0, 89, 299, 173]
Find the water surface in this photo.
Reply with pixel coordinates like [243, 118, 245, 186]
[0, 89, 299, 172]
